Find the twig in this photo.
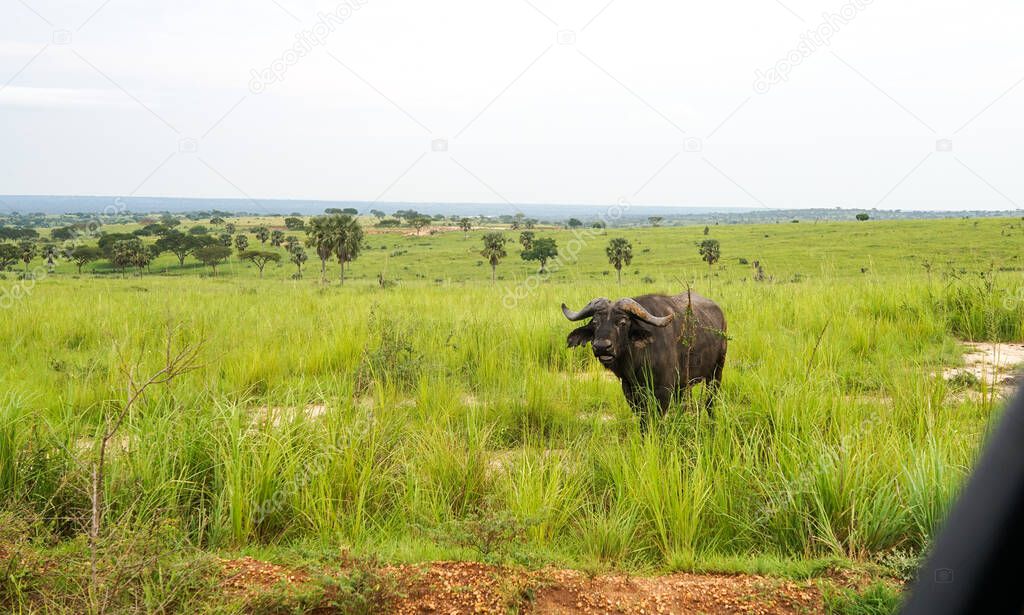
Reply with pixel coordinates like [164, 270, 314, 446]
[806, 319, 832, 378]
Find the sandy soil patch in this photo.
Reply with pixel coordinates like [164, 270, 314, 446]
[943, 341, 1024, 395]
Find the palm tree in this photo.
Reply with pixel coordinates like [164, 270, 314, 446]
[255, 226, 270, 245]
[18, 241, 37, 275]
[304, 216, 335, 283]
[606, 237, 632, 284]
[480, 233, 508, 283]
[290, 246, 308, 277]
[330, 214, 364, 285]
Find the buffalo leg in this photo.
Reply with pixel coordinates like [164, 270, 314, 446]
[703, 357, 725, 416]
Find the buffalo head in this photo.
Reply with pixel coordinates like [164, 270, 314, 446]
[561, 297, 673, 366]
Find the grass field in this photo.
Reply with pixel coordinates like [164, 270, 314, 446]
[2, 215, 1023, 612]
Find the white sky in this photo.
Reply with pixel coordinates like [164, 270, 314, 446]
[0, 0, 1021, 211]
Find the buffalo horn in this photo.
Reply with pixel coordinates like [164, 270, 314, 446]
[616, 298, 674, 327]
[561, 298, 610, 321]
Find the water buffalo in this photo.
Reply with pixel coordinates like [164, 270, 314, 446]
[561, 291, 727, 429]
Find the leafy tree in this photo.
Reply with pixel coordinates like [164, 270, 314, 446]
[370, 209, 386, 219]
[698, 238, 721, 271]
[521, 237, 558, 273]
[856, 213, 870, 221]
[51, 226, 77, 241]
[110, 238, 148, 275]
[218, 233, 233, 247]
[234, 234, 249, 254]
[254, 226, 270, 245]
[159, 214, 180, 227]
[480, 233, 508, 282]
[342, 207, 359, 215]
[0, 243, 19, 270]
[135, 223, 169, 236]
[592, 221, 606, 229]
[290, 246, 308, 277]
[459, 218, 473, 237]
[284, 217, 305, 230]
[0, 227, 38, 241]
[224, 222, 236, 235]
[703, 225, 710, 235]
[511, 213, 525, 230]
[567, 218, 583, 229]
[376, 218, 401, 228]
[524, 219, 537, 229]
[606, 237, 632, 284]
[188, 225, 208, 235]
[69, 245, 102, 273]
[18, 241, 37, 274]
[97, 232, 135, 258]
[209, 216, 225, 226]
[239, 250, 281, 278]
[519, 231, 536, 250]
[648, 216, 663, 227]
[194, 245, 232, 275]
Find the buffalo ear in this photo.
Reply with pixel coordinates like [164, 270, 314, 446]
[629, 326, 655, 350]
[567, 324, 595, 348]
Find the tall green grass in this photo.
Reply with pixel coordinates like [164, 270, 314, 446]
[0, 253, 1016, 571]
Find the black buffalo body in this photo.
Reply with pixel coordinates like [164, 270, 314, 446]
[561, 292, 727, 428]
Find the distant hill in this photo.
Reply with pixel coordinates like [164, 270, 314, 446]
[1, 194, 1020, 226]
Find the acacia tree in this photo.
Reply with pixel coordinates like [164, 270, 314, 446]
[194, 245, 231, 275]
[254, 226, 270, 245]
[411, 215, 431, 235]
[521, 237, 558, 273]
[606, 237, 632, 284]
[648, 216, 663, 227]
[155, 230, 211, 266]
[698, 238, 720, 271]
[480, 232, 508, 283]
[239, 250, 281, 278]
[70, 246, 103, 273]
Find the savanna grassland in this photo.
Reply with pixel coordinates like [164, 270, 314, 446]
[2, 214, 1024, 613]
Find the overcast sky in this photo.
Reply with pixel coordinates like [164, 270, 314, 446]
[0, 0, 1021, 211]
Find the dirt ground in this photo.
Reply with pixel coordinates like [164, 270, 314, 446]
[222, 558, 830, 614]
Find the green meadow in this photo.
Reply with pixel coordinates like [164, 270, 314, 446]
[2, 214, 1023, 612]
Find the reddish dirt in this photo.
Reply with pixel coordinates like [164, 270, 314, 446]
[221, 558, 828, 614]
[221, 556, 310, 596]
